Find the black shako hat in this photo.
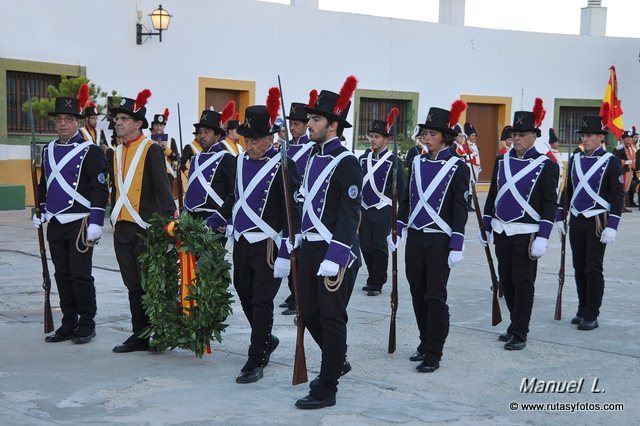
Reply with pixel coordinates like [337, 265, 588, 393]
[82, 103, 99, 118]
[575, 116, 608, 135]
[464, 122, 477, 136]
[304, 77, 357, 128]
[237, 105, 282, 139]
[500, 125, 512, 141]
[511, 98, 545, 137]
[369, 120, 392, 137]
[194, 110, 225, 134]
[286, 103, 309, 123]
[152, 108, 169, 126]
[549, 128, 559, 144]
[110, 89, 152, 129]
[418, 101, 467, 137]
[48, 97, 83, 118]
[226, 114, 240, 130]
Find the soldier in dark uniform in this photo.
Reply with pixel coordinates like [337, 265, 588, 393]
[404, 125, 426, 169]
[150, 109, 179, 187]
[79, 102, 99, 144]
[295, 76, 361, 409]
[180, 124, 203, 173]
[555, 115, 623, 330]
[184, 110, 236, 225]
[109, 90, 177, 353]
[34, 95, 109, 344]
[207, 98, 301, 384]
[394, 101, 469, 372]
[480, 99, 559, 351]
[359, 116, 405, 296]
[279, 94, 316, 315]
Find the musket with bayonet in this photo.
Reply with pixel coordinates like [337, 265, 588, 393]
[27, 87, 54, 334]
[463, 137, 502, 326]
[175, 103, 185, 212]
[277, 75, 308, 385]
[555, 118, 573, 321]
[387, 107, 400, 354]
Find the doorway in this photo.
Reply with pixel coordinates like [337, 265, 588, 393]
[461, 95, 512, 183]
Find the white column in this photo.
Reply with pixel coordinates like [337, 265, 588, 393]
[439, 0, 465, 26]
[580, 1, 607, 36]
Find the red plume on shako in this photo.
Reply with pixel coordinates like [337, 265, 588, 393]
[163, 107, 169, 122]
[447, 100, 467, 128]
[266, 87, 281, 128]
[220, 101, 236, 126]
[532, 97, 546, 128]
[334, 75, 357, 116]
[308, 89, 318, 108]
[77, 83, 90, 112]
[385, 107, 400, 133]
[134, 89, 152, 113]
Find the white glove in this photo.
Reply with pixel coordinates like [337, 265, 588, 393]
[317, 259, 340, 277]
[225, 225, 234, 238]
[554, 221, 566, 236]
[600, 227, 616, 244]
[273, 257, 291, 278]
[530, 237, 548, 258]
[625, 159, 632, 165]
[477, 230, 491, 247]
[386, 234, 400, 253]
[447, 251, 464, 268]
[285, 234, 302, 254]
[32, 213, 45, 229]
[87, 223, 102, 241]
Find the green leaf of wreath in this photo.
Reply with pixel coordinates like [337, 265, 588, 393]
[139, 212, 233, 358]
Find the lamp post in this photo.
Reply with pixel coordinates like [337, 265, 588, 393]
[136, 4, 172, 45]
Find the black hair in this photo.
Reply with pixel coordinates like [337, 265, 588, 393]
[443, 132, 455, 146]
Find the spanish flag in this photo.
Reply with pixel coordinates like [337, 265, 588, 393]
[601, 66, 624, 139]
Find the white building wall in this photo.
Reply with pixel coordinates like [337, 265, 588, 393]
[1, 0, 638, 157]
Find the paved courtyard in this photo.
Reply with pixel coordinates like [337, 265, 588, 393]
[1, 196, 638, 425]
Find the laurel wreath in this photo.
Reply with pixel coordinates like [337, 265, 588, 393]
[139, 212, 233, 358]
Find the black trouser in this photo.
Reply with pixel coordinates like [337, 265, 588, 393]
[233, 237, 282, 371]
[284, 276, 295, 310]
[569, 215, 607, 321]
[359, 206, 391, 290]
[47, 217, 97, 334]
[113, 221, 149, 336]
[297, 240, 358, 400]
[404, 229, 450, 365]
[494, 232, 538, 341]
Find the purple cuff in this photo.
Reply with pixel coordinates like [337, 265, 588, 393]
[206, 211, 226, 230]
[89, 207, 105, 226]
[538, 220, 553, 239]
[482, 215, 493, 234]
[39, 203, 46, 214]
[449, 232, 464, 251]
[555, 207, 563, 222]
[608, 215, 620, 230]
[324, 240, 351, 267]
[278, 240, 291, 260]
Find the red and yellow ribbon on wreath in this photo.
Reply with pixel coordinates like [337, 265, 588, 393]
[164, 221, 211, 354]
